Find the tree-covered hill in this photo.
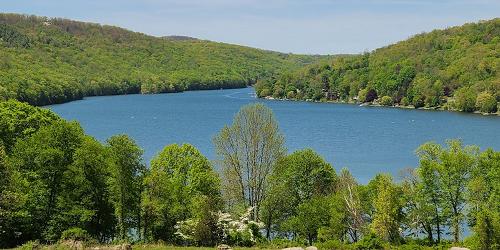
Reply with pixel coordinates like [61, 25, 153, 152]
[256, 18, 500, 113]
[0, 13, 326, 106]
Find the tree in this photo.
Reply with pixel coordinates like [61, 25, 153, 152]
[454, 87, 477, 112]
[415, 143, 445, 243]
[336, 168, 365, 242]
[262, 149, 337, 238]
[0, 100, 59, 151]
[61, 137, 116, 242]
[107, 135, 145, 241]
[401, 168, 436, 243]
[379, 96, 393, 106]
[9, 120, 84, 242]
[142, 144, 221, 243]
[358, 88, 377, 103]
[370, 174, 403, 243]
[292, 196, 331, 245]
[468, 149, 500, 249]
[417, 140, 479, 243]
[214, 103, 286, 220]
[475, 91, 497, 113]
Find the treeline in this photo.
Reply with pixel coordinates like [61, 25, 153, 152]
[256, 18, 500, 114]
[0, 13, 326, 106]
[1, 100, 499, 250]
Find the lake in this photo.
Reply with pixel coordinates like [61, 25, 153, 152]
[47, 87, 500, 183]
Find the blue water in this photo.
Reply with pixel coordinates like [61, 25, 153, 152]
[47, 87, 500, 183]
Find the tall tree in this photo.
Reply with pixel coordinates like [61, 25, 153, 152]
[262, 149, 336, 239]
[336, 168, 365, 242]
[401, 168, 435, 243]
[370, 174, 403, 243]
[416, 140, 479, 243]
[9, 120, 84, 241]
[60, 136, 116, 242]
[213, 103, 285, 220]
[107, 135, 145, 241]
[468, 149, 500, 249]
[142, 143, 221, 243]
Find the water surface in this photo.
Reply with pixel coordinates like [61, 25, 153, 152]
[47, 88, 500, 183]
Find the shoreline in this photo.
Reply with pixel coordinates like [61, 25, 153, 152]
[262, 96, 500, 116]
[37, 86, 498, 117]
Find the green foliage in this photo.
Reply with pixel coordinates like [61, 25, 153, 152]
[1, 100, 500, 249]
[142, 144, 221, 243]
[0, 13, 326, 106]
[0, 100, 59, 151]
[400, 97, 410, 106]
[379, 96, 393, 106]
[256, 19, 500, 112]
[369, 174, 403, 243]
[214, 103, 285, 220]
[358, 88, 378, 103]
[63, 137, 116, 242]
[355, 232, 384, 250]
[10, 120, 84, 242]
[261, 149, 336, 240]
[60, 228, 91, 242]
[476, 91, 498, 113]
[107, 135, 145, 241]
[454, 87, 477, 112]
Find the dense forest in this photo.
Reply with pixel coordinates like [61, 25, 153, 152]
[255, 18, 500, 114]
[0, 13, 326, 106]
[1, 100, 499, 249]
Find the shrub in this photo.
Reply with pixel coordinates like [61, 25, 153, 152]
[476, 91, 497, 113]
[273, 86, 285, 98]
[60, 228, 92, 242]
[379, 96, 393, 106]
[454, 87, 477, 112]
[412, 95, 424, 108]
[19, 240, 40, 250]
[358, 88, 378, 103]
[287, 90, 296, 99]
[400, 97, 410, 106]
[355, 232, 384, 250]
[259, 88, 271, 97]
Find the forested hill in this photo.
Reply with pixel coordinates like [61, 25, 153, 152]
[0, 13, 326, 106]
[256, 18, 500, 113]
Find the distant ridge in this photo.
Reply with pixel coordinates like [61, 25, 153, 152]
[0, 13, 328, 106]
[256, 18, 499, 113]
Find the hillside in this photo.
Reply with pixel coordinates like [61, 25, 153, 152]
[0, 13, 326, 106]
[255, 18, 500, 113]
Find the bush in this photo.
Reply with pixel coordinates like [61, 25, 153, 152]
[19, 240, 40, 250]
[60, 228, 92, 242]
[287, 90, 296, 99]
[379, 96, 393, 106]
[358, 88, 378, 103]
[273, 86, 285, 98]
[412, 95, 424, 108]
[476, 91, 497, 113]
[400, 97, 410, 106]
[259, 88, 271, 97]
[454, 87, 477, 112]
[355, 232, 384, 250]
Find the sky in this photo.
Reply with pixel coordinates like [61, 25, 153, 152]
[2, 0, 499, 54]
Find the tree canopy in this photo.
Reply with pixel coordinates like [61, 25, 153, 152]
[256, 18, 499, 113]
[0, 13, 327, 106]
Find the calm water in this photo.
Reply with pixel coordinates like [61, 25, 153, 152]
[47, 87, 500, 183]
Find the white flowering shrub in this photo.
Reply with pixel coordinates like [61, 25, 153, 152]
[174, 207, 264, 247]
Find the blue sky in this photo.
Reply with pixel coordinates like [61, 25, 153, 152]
[2, 0, 499, 54]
